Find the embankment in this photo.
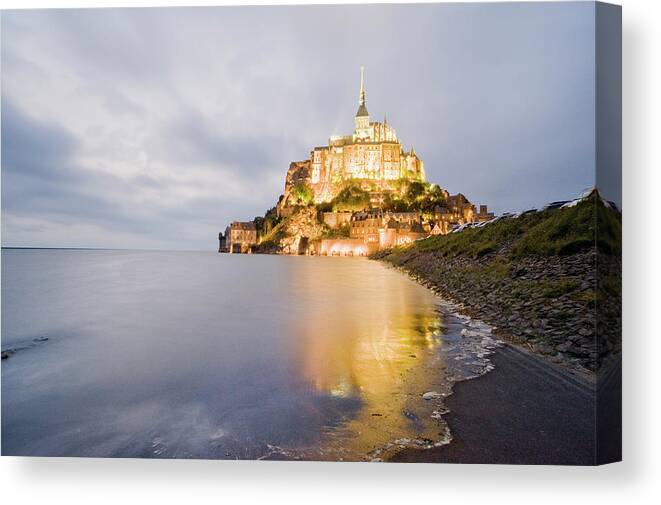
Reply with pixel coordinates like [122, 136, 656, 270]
[372, 192, 621, 373]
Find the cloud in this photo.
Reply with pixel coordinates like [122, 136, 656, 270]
[1, 3, 597, 250]
[1, 97, 272, 249]
[2, 98, 163, 240]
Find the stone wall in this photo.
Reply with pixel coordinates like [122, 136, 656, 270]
[322, 212, 353, 229]
[319, 238, 377, 256]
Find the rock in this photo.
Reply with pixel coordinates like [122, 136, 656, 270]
[512, 267, 527, 278]
[534, 343, 554, 355]
[431, 408, 450, 419]
[568, 344, 586, 355]
[402, 410, 419, 421]
[1, 350, 14, 360]
[422, 391, 443, 400]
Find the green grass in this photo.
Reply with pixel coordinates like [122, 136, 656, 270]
[452, 257, 512, 282]
[574, 290, 598, 304]
[413, 210, 539, 258]
[511, 201, 593, 257]
[540, 278, 579, 298]
[379, 191, 621, 260]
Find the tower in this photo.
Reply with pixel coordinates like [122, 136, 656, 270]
[354, 66, 370, 138]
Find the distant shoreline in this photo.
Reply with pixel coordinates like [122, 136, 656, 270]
[1, 247, 210, 253]
[2, 246, 134, 251]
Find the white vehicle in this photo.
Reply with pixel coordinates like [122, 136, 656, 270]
[560, 198, 582, 209]
[484, 216, 500, 225]
[540, 200, 569, 211]
[486, 214, 511, 225]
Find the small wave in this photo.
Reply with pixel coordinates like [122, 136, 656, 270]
[361, 298, 502, 461]
[1, 336, 51, 360]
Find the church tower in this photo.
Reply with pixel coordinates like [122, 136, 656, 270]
[354, 66, 370, 139]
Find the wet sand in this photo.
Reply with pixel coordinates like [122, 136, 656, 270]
[389, 344, 598, 465]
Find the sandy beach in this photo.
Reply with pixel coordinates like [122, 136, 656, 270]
[389, 344, 599, 465]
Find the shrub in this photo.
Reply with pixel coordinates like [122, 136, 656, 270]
[541, 278, 579, 298]
[331, 184, 371, 212]
[558, 238, 594, 255]
[291, 182, 314, 205]
[475, 242, 497, 258]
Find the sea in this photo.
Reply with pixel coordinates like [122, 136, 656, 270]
[1, 249, 499, 461]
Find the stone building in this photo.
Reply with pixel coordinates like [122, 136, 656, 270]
[320, 209, 427, 256]
[225, 221, 257, 254]
[349, 209, 384, 245]
[379, 219, 426, 248]
[426, 194, 479, 234]
[280, 67, 425, 210]
[475, 204, 495, 222]
[445, 194, 476, 223]
[319, 238, 370, 257]
[218, 231, 227, 253]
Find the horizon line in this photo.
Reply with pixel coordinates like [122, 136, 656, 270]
[1, 246, 212, 253]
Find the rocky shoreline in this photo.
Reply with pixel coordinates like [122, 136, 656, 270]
[373, 247, 620, 375]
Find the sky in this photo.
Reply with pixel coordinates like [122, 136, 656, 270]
[1, 3, 597, 251]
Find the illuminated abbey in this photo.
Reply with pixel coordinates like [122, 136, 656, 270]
[281, 67, 425, 207]
[220, 67, 493, 255]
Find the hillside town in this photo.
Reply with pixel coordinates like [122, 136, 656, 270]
[219, 68, 493, 255]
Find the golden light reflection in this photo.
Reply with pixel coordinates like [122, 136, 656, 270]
[281, 258, 447, 460]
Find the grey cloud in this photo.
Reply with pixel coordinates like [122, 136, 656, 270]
[1, 95, 266, 249]
[162, 108, 287, 172]
[1, 98, 194, 238]
[1, 99, 77, 182]
[2, 3, 599, 250]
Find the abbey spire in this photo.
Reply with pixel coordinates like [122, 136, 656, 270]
[354, 66, 370, 137]
[356, 66, 369, 118]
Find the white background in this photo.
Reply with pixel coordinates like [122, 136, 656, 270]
[0, 0, 658, 503]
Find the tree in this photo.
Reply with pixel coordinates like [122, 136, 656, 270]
[405, 181, 427, 204]
[331, 183, 371, 212]
[254, 206, 281, 239]
[292, 182, 314, 205]
[381, 192, 410, 212]
[253, 216, 265, 235]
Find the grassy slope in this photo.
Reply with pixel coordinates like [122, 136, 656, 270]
[372, 191, 621, 263]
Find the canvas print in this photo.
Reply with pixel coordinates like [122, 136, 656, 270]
[1, 2, 621, 464]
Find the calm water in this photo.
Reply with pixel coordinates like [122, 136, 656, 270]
[1, 249, 499, 460]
